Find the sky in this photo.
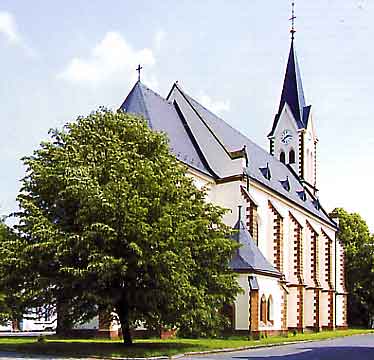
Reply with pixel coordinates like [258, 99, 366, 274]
[0, 0, 373, 231]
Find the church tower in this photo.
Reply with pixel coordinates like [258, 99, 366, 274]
[268, 7, 318, 193]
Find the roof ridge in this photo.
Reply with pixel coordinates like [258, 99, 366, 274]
[135, 82, 153, 128]
[171, 84, 235, 159]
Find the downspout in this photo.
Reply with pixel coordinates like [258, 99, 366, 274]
[335, 233, 337, 328]
[333, 217, 339, 328]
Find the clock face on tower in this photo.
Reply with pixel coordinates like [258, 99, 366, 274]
[280, 129, 293, 145]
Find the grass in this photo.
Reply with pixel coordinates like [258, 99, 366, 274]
[0, 329, 372, 358]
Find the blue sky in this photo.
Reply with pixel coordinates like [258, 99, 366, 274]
[0, 0, 373, 231]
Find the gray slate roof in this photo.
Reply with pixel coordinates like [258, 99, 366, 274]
[119, 80, 336, 228]
[229, 220, 282, 277]
[120, 81, 214, 176]
[172, 85, 335, 227]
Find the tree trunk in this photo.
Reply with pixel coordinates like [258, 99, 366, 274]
[117, 299, 132, 345]
[56, 300, 73, 336]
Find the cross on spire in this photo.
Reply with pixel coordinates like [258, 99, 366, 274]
[289, 1, 296, 40]
[136, 64, 143, 82]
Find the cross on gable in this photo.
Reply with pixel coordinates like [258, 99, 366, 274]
[136, 64, 143, 81]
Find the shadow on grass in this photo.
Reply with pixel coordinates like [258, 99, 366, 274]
[0, 340, 203, 358]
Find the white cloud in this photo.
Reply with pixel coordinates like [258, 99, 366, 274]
[197, 92, 231, 116]
[0, 11, 36, 56]
[58, 31, 156, 85]
[0, 11, 21, 44]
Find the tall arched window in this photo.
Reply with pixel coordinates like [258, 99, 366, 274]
[289, 149, 295, 164]
[267, 295, 273, 323]
[260, 295, 267, 323]
[280, 151, 286, 164]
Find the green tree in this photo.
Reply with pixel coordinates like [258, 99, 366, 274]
[331, 208, 374, 327]
[11, 109, 240, 344]
[0, 217, 23, 324]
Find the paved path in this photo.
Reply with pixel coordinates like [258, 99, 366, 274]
[184, 334, 374, 360]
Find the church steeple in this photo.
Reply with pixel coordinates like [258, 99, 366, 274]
[269, 39, 309, 138]
[277, 40, 306, 129]
[268, 3, 318, 191]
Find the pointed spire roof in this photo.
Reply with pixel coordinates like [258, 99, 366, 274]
[279, 39, 306, 127]
[229, 220, 282, 278]
[268, 40, 311, 137]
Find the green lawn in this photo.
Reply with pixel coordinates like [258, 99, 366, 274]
[0, 329, 372, 358]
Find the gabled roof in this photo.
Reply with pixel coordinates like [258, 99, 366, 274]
[268, 40, 311, 137]
[167, 83, 244, 178]
[171, 85, 336, 227]
[230, 220, 282, 277]
[119, 81, 215, 177]
[119, 80, 336, 228]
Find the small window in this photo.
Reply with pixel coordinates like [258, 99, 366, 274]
[289, 149, 296, 164]
[280, 152, 286, 164]
[260, 295, 267, 323]
[267, 296, 273, 323]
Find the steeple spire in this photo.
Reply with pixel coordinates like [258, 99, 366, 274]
[278, 40, 306, 129]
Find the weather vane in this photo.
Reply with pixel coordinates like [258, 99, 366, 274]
[289, 2, 296, 40]
[136, 64, 143, 81]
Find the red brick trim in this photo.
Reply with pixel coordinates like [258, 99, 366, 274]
[241, 186, 258, 244]
[327, 290, 334, 329]
[290, 212, 304, 285]
[313, 288, 321, 331]
[341, 294, 348, 326]
[250, 290, 259, 334]
[281, 287, 288, 331]
[296, 286, 304, 330]
[339, 242, 347, 293]
[307, 221, 320, 288]
[299, 131, 304, 178]
[269, 201, 284, 273]
[321, 230, 334, 290]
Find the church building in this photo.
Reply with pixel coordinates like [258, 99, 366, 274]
[116, 28, 347, 337]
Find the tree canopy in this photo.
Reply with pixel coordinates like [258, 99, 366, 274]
[331, 208, 374, 328]
[0, 217, 22, 323]
[5, 109, 241, 344]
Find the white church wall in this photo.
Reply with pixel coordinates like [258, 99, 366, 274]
[304, 289, 314, 327]
[210, 181, 244, 227]
[321, 292, 329, 327]
[257, 275, 283, 331]
[303, 117, 317, 186]
[335, 295, 345, 327]
[287, 287, 298, 328]
[187, 168, 214, 192]
[335, 240, 346, 295]
[234, 274, 250, 330]
[186, 161, 343, 332]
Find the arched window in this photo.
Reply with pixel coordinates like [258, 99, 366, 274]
[280, 151, 286, 164]
[260, 295, 267, 323]
[267, 295, 274, 323]
[289, 149, 295, 164]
